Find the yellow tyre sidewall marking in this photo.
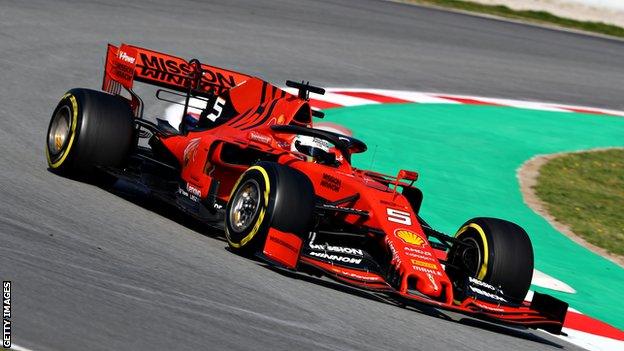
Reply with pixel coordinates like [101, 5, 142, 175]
[225, 165, 271, 248]
[455, 223, 489, 280]
[46, 94, 78, 168]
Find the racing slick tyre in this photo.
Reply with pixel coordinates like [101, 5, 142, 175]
[225, 162, 315, 255]
[446, 217, 534, 304]
[45, 88, 134, 177]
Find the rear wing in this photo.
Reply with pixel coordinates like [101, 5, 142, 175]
[103, 43, 252, 96]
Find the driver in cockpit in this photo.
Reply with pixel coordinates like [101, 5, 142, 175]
[291, 134, 340, 166]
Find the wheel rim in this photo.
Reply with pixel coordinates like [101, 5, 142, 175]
[460, 236, 482, 277]
[229, 179, 261, 233]
[47, 105, 72, 158]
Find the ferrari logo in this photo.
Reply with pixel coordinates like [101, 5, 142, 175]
[277, 114, 285, 124]
[395, 229, 425, 246]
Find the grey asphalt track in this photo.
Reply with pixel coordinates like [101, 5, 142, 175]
[1, 0, 622, 350]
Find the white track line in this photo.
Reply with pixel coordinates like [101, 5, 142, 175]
[283, 87, 380, 106]
[531, 269, 576, 293]
[322, 88, 624, 116]
[328, 88, 461, 104]
[9, 343, 37, 351]
[444, 95, 573, 113]
[554, 328, 624, 351]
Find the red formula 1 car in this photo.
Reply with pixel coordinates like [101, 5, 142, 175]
[45, 43, 568, 334]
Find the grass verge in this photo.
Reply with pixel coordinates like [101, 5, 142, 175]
[534, 149, 624, 256]
[400, 0, 624, 38]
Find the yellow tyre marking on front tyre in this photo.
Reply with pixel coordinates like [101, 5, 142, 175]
[225, 165, 271, 248]
[455, 223, 489, 280]
[46, 94, 78, 168]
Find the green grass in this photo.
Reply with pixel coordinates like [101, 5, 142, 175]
[402, 0, 624, 38]
[535, 149, 624, 256]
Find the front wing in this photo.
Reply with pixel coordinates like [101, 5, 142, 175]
[260, 229, 567, 335]
[299, 255, 566, 334]
[298, 255, 567, 334]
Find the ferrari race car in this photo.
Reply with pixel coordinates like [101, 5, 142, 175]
[45, 43, 568, 334]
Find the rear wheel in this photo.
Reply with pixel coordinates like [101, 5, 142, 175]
[446, 217, 534, 304]
[46, 88, 135, 176]
[225, 162, 315, 255]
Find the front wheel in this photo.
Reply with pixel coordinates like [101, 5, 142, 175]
[446, 217, 534, 304]
[225, 162, 315, 255]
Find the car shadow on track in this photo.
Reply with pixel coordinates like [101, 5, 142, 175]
[458, 319, 564, 348]
[262, 263, 565, 348]
[102, 177, 228, 242]
[47, 168, 229, 244]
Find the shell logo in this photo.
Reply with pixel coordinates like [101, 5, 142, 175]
[395, 229, 425, 246]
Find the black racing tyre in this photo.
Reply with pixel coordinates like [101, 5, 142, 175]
[446, 217, 534, 304]
[45, 88, 134, 176]
[225, 162, 315, 255]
